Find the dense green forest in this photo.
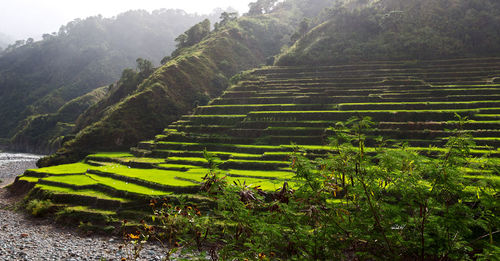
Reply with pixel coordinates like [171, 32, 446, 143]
[0, 8, 226, 153]
[277, 0, 500, 65]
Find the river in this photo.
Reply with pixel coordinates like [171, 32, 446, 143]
[0, 152, 42, 187]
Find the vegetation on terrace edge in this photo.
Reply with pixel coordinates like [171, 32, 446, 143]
[5, 0, 500, 257]
[12, 55, 500, 250]
[37, 0, 337, 167]
[186, 117, 498, 260]
[16, 117, 498, 260]
[0, 9, 225, 153]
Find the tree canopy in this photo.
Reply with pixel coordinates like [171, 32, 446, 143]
[174, 19, 211, 50]
[277, 0, 500, 65]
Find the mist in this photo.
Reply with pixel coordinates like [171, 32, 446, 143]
[0, 0, 253, 42]
[0, 32, 13, 49]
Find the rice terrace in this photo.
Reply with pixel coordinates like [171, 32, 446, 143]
[0, 0, 499, 260]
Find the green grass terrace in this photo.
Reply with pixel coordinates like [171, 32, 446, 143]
[13, 57, 500, 227]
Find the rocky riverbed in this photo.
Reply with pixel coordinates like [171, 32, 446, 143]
[0, 153, 40, 188]
[0, 153, 187, 260]
[0, 190, 172, 260]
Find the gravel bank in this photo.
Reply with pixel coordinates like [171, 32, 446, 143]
[0, 161, 37, 188]
[0, 191, 170, 260]
[0, 153, 184, 261]
[0, 153, 40, 188]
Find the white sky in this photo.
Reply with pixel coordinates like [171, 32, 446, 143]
[0, 0, 254, 41]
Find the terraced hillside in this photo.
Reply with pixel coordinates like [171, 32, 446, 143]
[13, 57, 500, 225]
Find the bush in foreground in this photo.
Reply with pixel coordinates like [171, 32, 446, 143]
[126, 117, 499, 260]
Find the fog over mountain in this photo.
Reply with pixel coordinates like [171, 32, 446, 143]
[0, 0, 254, 40]
[0, 32, 13, 49]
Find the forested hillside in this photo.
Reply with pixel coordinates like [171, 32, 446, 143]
[10, 86, 110, 153]
[39, 18, 291, 166]
[26, 0, 500, 165]
[38, 0, 335, 166]
[0, 9, 223, 152]
[277, 0, 500, 65]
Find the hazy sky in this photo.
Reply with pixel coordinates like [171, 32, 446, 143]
[0, 0, 254, 42]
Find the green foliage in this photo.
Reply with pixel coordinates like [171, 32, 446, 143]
[290, 18, 310, 43]
[214, 12, 239, 30]
[277, 0, 500, 65]
[10, 86, 109, 154]
[42, 12, 296, 166]
[287, 117, 498, 259]
[174, 19, 211, 52]
[0, 9, 225, 147]
[126, 117, 498, 260]
[248, 0, 279, 15]
[135, 58, 154, 79]
[120, 199, 210, 260]
[25, 199, 54, 217]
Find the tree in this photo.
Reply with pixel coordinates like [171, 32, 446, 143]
[291, 18, 310, 43]
[4, 40, 26, 52]
[248, 0, 279, 15]
[174, 34, 188, 49]
[42, 34, 54, 41]
[160, 56, 171, 65]
[174, 19, 211, 50]
[185, 19, 210, 46]
[248, 1, 264, 15]
[216, 12, 238, 29]
[136, 58, 154, 79]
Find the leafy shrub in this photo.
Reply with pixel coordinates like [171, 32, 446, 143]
[25, 199, 54, 217]
[282, 116, 499, 259]
[126, 117, 499, 260]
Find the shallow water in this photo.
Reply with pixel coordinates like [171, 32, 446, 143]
[0, 152, 42, 186]
[0, 152, 41, 164]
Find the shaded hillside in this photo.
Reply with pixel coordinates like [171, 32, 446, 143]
[10, 86, 109, 154]
[38, 0, 344, 166]
[276, 0, 500, 65]
[0, 9, 221, 146]
[38, 14, 296, 166]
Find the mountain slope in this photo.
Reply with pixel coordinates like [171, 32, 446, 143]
[38, 15, 295, 166]
[0, 9, 220, 147]
[10, 86, 110, 154]
[276, 0, 500, 65]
